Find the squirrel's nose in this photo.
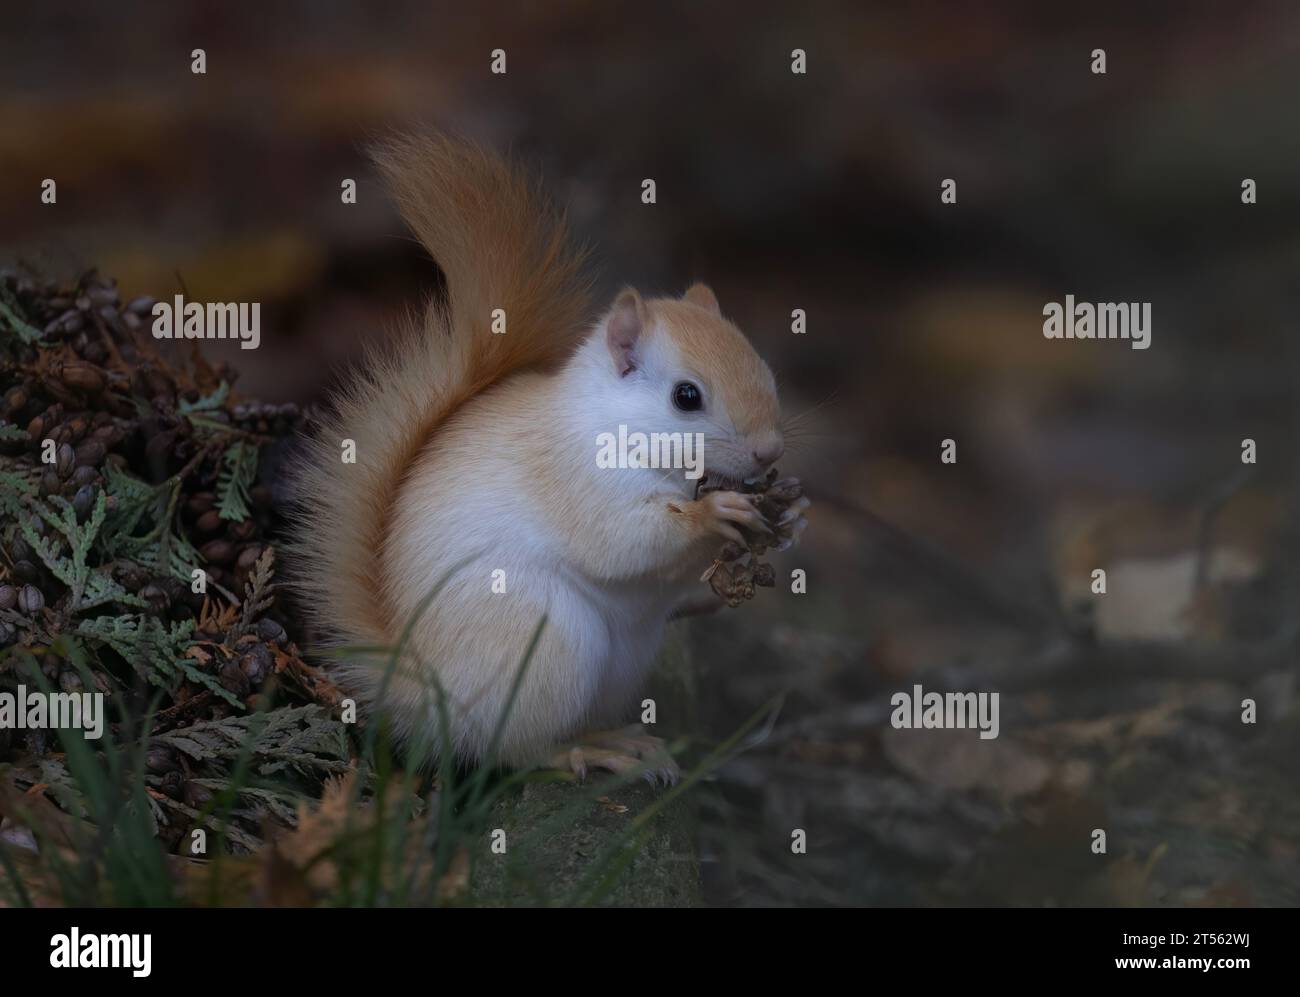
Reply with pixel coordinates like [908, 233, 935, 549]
[752, 434, 784, 467]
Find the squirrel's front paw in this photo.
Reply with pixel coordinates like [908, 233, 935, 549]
[673, 490, 772, 545]
[773, 494, 810, 551]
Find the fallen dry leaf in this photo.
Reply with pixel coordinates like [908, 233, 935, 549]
[882, 728, 1052, 803]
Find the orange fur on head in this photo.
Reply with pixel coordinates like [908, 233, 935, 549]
[649, 295, 780, 436]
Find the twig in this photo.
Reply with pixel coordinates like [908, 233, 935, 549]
[810, 488, 1062, 634]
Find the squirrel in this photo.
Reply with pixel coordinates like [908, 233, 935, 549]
[288, 133, 806, 782]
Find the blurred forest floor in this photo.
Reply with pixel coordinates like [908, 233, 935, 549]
[3, 2, 1298, 905]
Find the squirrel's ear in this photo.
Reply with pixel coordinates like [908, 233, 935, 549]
[683, 282, 720, 315]
[606, 288, 646, 377]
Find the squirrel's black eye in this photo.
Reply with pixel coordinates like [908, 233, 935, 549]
[672, 381, 703, 412]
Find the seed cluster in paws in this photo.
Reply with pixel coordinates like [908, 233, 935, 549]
[697, 468, 805, 607]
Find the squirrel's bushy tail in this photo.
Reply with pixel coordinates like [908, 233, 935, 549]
[288, 133, 592, 646]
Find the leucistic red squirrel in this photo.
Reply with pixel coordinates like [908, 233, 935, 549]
[289, 134, 807, 781]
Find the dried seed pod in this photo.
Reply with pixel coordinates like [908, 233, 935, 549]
[200, 539, 235, 565]
[13, 560, 39, 583]
[183, 781, 214, 809]
[700, 467, 806, 608]
[229, 519, 256, 541]
[71, 465, 98, 487]
[17, 584, 44, 614]
[138, 583, 170, 615]
[718, 541, 747, 562]
[256, 617, 286, 645]
[158, 770, 183, 799]
[86, 283, 118, 306]
[72, 484, 97, 521]
[48, 309, 84, 335]
[766, 478, 803, 503]
[0, 584, 16, 610]
[219, 661, 250, 698]
[186, 491, 216, 517]
[159, 576, 186, 603]
[195, 509, 222, 534]
[40, 468, 61, 496]
[160, 578, 190, 621]
[74, 439, 106, 468]
[2, 386, 28, 417]
[235, 544, 263, 572]
[707, 563, 747, 608]
[60, 361, 105, 395]
[114, 561, 149, 593]
[239, 644, 274, 686]
[56, 442, 75, 478]
[146, 744, 180, 774]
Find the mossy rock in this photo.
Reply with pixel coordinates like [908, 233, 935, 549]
[470, 777, 700, 907]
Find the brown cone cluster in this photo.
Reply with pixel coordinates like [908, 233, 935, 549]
[0, 266, 338, 746]
[698, 469, 806, 608]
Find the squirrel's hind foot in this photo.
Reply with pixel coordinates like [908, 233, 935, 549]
[546, 725, 680, 787]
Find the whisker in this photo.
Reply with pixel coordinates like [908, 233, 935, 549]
[779, 391, 839, 434]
